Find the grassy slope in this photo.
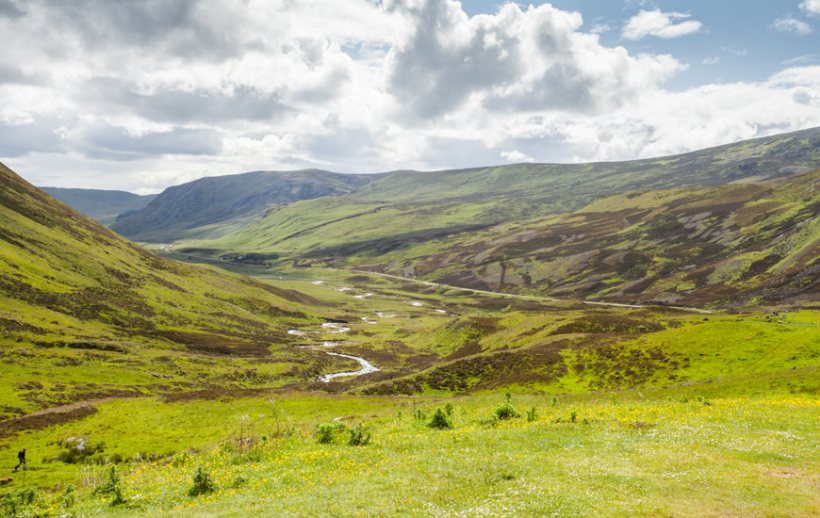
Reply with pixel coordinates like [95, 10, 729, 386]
[111, 170, 376, 242]
[0, 162, 334, 416]
[188, 169, 819, 308]
[1, 159, 819, 516]
[170, 128, 820, 306]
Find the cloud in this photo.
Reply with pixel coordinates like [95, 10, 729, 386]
[801, 0, 820, 15]
[0, 0, 24, 18]
[772, 16, 812, 35]
[386, 2, 682, 119]
[702, 57, 720, 65]
[76, 124, 222, 161]
[590, 23, 611, 34]
[0, 0, 817, 192]
[623, 10, 703, 40]
[0, 118, 66, 157]
[500, 150, 534, 163]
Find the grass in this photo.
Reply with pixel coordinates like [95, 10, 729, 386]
[2, 157, 820, 516]
[173, 168, 820, 309]
[2, 392, 817, 517]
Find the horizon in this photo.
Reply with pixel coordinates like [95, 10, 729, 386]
[28, 124, 818, 195]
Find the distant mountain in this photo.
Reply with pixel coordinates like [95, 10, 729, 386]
[41, 187, 156, 226]
[188, 128, 819, 306]
[111, 170, 375, 242]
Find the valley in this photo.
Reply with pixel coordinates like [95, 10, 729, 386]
[1, 129, 819, 516]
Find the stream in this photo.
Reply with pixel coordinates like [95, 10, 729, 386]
[319, 352, 379, 383]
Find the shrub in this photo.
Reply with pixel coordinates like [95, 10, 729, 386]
[444, 403, 454, 416]
[56, 437, 105, 464]
[189, 466, 216, 497]
[61, 484, 77, 508]
[348, 424, 371, 446]
[570, 411, 577, 423]
[428, 408, 452, 429]
[1, 487, 38, 517]
[316, 422, 345, 444]
[495, 393, 520, 421]
[526, 407, 538, 422]
[93, 466, 126, 506]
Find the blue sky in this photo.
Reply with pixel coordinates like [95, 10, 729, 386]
[0, 0, 818, 192]
[462, 0, 820, 88]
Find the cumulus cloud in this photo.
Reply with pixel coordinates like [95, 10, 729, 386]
[387, 3, 681, 119]
[500, 150, 534, 163]
[801, 0, 820, 15]
[0, 0, 817, 192]
[623, 10, 703, 40]
[772, 16, 812, 35]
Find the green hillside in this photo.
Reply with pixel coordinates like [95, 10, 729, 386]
[40, 188, 155, 226]
[0, 161, 333, 417]
[0, 155, 818, 517]
[111, 170, 376, 242]
[178, 130, 820, 307]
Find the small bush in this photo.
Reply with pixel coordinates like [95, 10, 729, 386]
[348, 424, 371, 446]
[189, 466, 216, 497]
[526, 407, 538, 422]
[56, 437, 105, 464]
[93, 466, 126, 506]
[414, 409, 427, 421]
[2, 487, 38, 517]
[495, 393, 520, 421]
[444, 403, 454, 416]
[570, 411, 577, 423]
[428, 408, 452, 429]
[316, 422, 345, 444]
[61, 484, 77, 508]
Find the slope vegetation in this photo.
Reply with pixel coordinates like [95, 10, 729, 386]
[112, 170, 375, 242]
[183, 128, 820, 307]
[0, 162, 325, 417]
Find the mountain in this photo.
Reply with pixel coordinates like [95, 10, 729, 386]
[180, 128, 820, 307]
[111, 169, 376, 242]
[40, 187, 156, 225]
[365, 170, 820, 307]
[0, 161, 325, 417]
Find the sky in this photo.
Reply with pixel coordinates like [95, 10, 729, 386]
[0, 0, 819, 193]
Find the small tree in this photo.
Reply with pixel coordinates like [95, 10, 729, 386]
[94, 466, 126, 506]
[348, 424, 371, 446]
[495, 393, 520, 421]
[428, 408, 452, 429]
[189, 466, 216, 496]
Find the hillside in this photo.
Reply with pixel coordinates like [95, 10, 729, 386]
[111, 170, 375, 242]
[0, 161, 330, 418]
[178, 128, 820, 307]
[352, 170, 820, 307]
[2, 160, 819, 517]
[40, 187, 156, 226]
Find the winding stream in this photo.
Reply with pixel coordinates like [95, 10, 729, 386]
[319, 352, 379, 383]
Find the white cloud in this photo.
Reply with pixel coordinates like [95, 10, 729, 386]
[0, 1, 818, 192]
[772, 16, 812, 35]
[622, 10, 703, 40]
[500, 150, 534, 163]
[702, 57, 720, 65]
[801, 0, 820, 15]
[590, 23, 611, 34]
